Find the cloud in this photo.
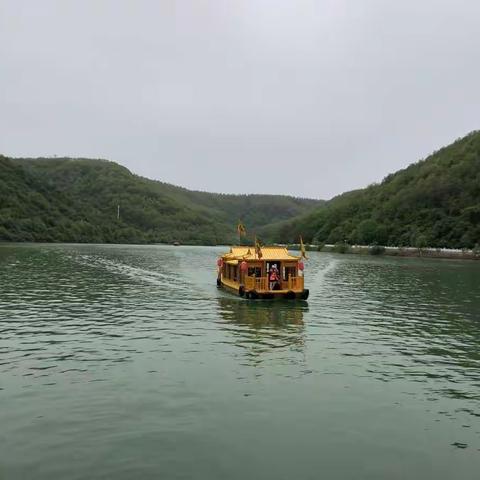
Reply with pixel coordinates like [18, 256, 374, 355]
[1, 0, 479, 198]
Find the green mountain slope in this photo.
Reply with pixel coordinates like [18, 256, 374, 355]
[270, 131, 480, 249]
[0, 156, 321, 244]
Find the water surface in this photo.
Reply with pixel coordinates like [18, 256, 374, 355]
[1, 244, 479, 479]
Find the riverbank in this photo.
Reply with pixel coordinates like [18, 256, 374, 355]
[2, 240, 480, 261]
[288, 243, 480, 261]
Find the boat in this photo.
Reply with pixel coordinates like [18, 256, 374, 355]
[216, 245, 309, 300]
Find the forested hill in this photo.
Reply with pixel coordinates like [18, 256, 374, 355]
[268, 131, 480, 249]
[0, 156, 321, 244]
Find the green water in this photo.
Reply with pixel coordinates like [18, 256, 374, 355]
[1, 244, 479, 479]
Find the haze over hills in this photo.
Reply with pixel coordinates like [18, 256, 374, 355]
[265, 131, 480, 249]
[0, 156, 321, 245]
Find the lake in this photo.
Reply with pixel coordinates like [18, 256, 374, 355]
[1, 244, 479, 479]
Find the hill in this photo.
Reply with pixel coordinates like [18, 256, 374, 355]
[268, 131, 480, 249]
[0, 156, 321, 244]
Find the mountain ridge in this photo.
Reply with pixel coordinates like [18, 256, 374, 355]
[0, 155, 322, 244]
[2, 130, 479, 248]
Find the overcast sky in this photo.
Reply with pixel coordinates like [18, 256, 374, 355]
[1, 1, 479, 199]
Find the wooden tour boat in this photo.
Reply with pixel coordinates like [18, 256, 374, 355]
[216, 244, 309, 300]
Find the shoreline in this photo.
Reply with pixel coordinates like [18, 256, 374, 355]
[1, 241, 479, 261]
[291, 243, 480, 261]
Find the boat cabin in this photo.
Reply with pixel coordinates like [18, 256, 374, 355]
[217, 246, 309, 300]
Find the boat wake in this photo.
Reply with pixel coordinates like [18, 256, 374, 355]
[307, 258, 339, 295]
[74, 254, 193, 295]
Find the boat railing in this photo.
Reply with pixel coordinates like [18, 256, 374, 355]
[245, 276, 268, 291]
[245, 275, 303, 292]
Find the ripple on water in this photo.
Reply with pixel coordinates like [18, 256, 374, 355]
[0, 245, 480, 479]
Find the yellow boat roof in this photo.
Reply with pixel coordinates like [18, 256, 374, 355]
[222, 246, 300, 261]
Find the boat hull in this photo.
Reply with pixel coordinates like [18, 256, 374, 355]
[218, 278, 309, 300]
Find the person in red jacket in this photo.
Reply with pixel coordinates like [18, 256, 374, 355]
[269, 264, 279, 290]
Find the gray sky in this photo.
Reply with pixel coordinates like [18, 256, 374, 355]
[1, 0, 479, 199]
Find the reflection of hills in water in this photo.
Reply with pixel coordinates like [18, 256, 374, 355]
[216, 295, 308, 363]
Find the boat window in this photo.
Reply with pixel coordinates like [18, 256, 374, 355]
[248, 267, 262, 277]
[285, 266, 296, 279]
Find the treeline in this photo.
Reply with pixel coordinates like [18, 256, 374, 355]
[0, 156, 321, 245]
[266, 131, 480, 249]
[3, 130, 479, 249]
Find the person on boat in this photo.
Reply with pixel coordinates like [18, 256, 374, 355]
[269, 264, 279, 290]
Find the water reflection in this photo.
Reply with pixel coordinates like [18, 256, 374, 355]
[215, 295, 308, 364]
[217, 295, 307, 328]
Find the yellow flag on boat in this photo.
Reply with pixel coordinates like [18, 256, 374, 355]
[237, 220, 246, 237]
[255, 236, 263, 259]
[300, 236, 308, 259]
